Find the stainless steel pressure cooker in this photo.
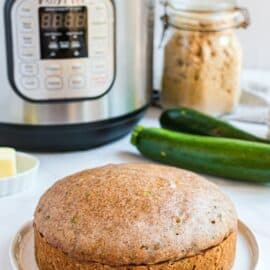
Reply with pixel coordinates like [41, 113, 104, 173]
[0, 0, 154, 151]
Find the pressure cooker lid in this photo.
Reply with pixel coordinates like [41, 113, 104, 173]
[167, 0, 237, 11]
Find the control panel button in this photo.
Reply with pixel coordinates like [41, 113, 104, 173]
[59, 41, 70, 49]
[69, 76, 85, 89]
[19, 18, 35, 32]
[20, 34, 35, 48]
[73, 51, 80, 57]
[45, 64, 62, 75]
[48, 42, 59, 50]
[21, 63, 38, 76]
[91, 75, 109, 90]
[18, 3, 33, 17]
[92, 25, 108, 39]
[92, 58, 107, 74]
[20, 48, 37, 60]
[71, 41, 81, 49]
[92, 4, 108, 24]
[91, 39, 108, 56]
[70, 63, 85, 73]
[22, 77, 39, 90]
[46, 77, 63, 90]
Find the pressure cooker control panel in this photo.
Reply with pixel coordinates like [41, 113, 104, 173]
[7, 0, 115, 102]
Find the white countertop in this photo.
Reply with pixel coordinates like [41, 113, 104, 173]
[1, 108, 270, 270]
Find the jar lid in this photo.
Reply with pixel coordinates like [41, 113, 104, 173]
[168, 0, 237, 12]
[161, 0, 250, 32]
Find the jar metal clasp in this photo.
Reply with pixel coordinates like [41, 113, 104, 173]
[159, 0, 170, 48]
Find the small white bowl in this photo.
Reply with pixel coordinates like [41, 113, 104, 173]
[0, 152, 39, 197]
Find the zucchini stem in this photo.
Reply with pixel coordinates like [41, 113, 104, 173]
[131, 126, 145, 146]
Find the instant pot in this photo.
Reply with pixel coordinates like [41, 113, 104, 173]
[0, 0, 154, 151]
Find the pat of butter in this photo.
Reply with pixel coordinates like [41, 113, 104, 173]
[0, 148, 17, 179]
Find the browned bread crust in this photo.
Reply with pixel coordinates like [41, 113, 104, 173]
[35, 229, 237, 270]
[34, 164, 238, 266]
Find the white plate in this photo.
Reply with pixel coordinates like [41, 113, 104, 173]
[10, 220, 259, 270]
[0, 152, 39, 197]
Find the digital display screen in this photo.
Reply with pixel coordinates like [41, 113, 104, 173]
[39, 6, 88, 59]
[40, 10, 87, 29]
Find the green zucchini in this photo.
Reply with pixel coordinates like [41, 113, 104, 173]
[131, 126, 270, 183]
[160, 108, 268, 143]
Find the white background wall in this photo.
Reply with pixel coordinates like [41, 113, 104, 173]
[154, 0, 270, 69]
[238, 0, 270, 69]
